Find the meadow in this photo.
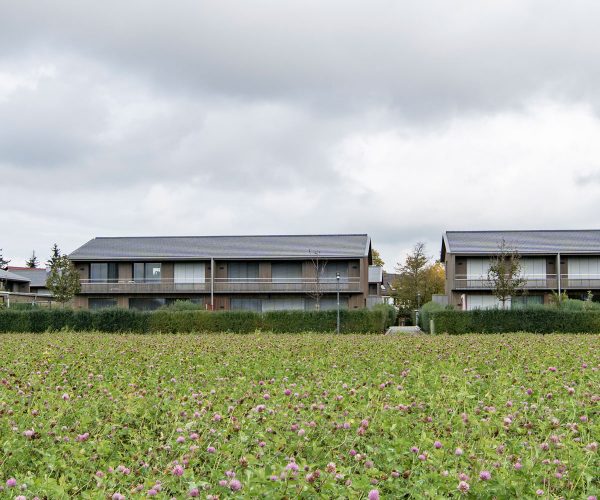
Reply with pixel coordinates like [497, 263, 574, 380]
[0, 333, 598, 499]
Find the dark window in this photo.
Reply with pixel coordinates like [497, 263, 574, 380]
[271, 262, 302, 281]
[133, 263, 162, 282]
[230, 297, 262, 312]
[228, 262, 259, 280]
[305, 296, 348, 311]
[322, 261, 349, 280]
[90, 263, 118, 282]
[89, 298, 117, 309]
[511, 295, 543, 308]
[129, 298, 166, 311]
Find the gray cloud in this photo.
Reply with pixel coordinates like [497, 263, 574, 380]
[3, 1, 600, 268]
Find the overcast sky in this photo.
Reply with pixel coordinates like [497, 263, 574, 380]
[2, 1, 600, 269]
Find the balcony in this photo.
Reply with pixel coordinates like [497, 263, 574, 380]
[214, 277, 362, 293]
[454, 274, 600, 290]
[80, 279, 210, 294]
[80, 277, 362, 294]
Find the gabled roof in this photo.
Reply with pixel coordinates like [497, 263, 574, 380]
[69, 234, 371, 261]
[8, 267, 48, 287]
[0, 269, 30, 283]
[442, 230, 600, 259]
[368, 265, 383, 283]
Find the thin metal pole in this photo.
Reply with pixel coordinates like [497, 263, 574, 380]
[336, 272, 340, 334]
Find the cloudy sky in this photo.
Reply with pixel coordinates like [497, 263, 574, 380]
[2, 1, 600, 269]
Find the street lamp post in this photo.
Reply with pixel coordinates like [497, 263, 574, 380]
[336, 272, 340, 334]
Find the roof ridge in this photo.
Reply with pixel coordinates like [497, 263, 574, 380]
[446, 229, 600, 233]
[92, 234, 369, 239]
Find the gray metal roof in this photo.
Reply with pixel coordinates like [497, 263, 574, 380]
[8, 268, 48, 287]
[69, 234, 371, 261]
[0, 269, 30, 283]
[368, 265, 383, 283]
[443, 230, 600, 257]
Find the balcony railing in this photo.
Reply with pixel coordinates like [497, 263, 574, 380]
[80, 279, 210, 294]
[454, 274, 600, 290]
[213, 277, 362, 293]
[80, 277, 362, 294]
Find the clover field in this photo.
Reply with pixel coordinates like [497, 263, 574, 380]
[0, 333, 598, 499]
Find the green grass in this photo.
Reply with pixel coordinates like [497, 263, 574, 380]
[0, 333, 598, 498]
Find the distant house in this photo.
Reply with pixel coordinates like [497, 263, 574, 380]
[68, 234, 375, 311]
[442, 230, 600, 310]
[381, 272, 399, 305]
[8, 267, 51, 295]
[0, 269, 30, 293]
[367, 265, 384, 307]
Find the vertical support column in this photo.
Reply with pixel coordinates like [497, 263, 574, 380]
[211, 257, 214, 311]
[557, 252, 561, 299]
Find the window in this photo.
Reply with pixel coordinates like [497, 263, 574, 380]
[228, 262, 259, 280]
[465, 294, 504, 310]
[271, 262, 302, 281]
[262, 296, 305, 311]
[133, 263, 162, 282]
[230, 298, 262, 312]
[521, 258, 545, 286]
[174, 263, 205, 285]
[322, 261, 349, 281]
[90, 263, 118, 283]
[89, 298, 117, 309]
[129, 298, 166, 311]
[511, 295, 543, 308]
[305, 296, 348, 311]
[466, 259, 490, 280]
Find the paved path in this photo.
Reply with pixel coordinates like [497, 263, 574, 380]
[385, 326, 423, 335]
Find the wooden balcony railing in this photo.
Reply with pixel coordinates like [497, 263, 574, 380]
[80, 280, 209, 294]
[454, 274, 600, 290]
[80, 277, 362, 294]
[213, 277, 361, 293]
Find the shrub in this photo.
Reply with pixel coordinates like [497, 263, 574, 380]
[371, 303, 397, 328]
[432, 308, 600, 334]
[418, 301, 445, 332]
[160, 300, 204, 311]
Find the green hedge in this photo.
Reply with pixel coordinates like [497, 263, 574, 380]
[418, 301, 445, 332]
[432, 308, 600, 334]
[0, 308, 387, 334]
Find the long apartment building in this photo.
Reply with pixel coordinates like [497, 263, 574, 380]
[68, 234, 374, 311]
[442, 230, 600, 310]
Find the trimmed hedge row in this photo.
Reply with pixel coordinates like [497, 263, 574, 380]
[0, 308, 388, 334]
[432, 308, 600, 334]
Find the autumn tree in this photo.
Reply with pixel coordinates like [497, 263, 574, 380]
[487, 239, 525, 309]
[393, 242, 445, 311]
[371, 248, 385, 267]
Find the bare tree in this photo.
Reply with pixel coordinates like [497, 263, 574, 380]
[307, 249, 328, 311]
[487, 239, 526, 309]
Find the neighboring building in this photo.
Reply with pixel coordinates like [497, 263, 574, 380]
[8, 267, 51, 295]
[381, 272, 399, 305]
[442, 230, 600, 310]
[0, 269, 30, 293]
[367, 265, 384, 307]
[68, 234, 373, 311]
